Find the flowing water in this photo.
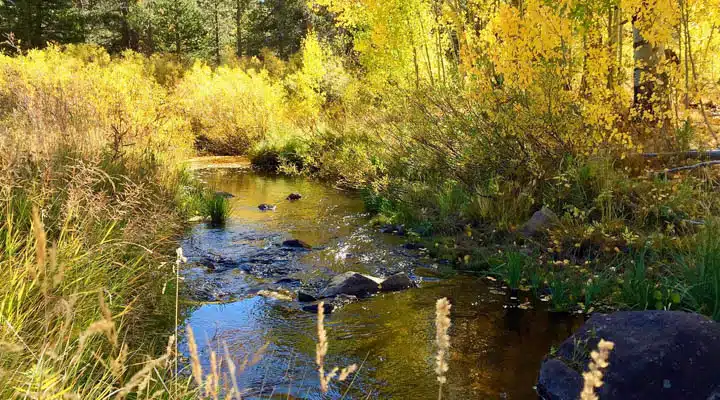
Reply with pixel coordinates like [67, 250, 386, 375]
[178, 159, 583, 399]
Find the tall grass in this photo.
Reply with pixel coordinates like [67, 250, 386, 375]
[204, 193, 232, 225]
[675, 220, 720, 320]
[0, 44, 199, 398]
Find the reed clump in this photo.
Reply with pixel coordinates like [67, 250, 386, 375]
[205, 193, 232, 225]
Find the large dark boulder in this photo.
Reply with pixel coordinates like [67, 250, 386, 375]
[537, 311, 720, 400]
[321, 271, 381, 298]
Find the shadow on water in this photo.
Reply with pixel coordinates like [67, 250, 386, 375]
[178, 163, 583, 399]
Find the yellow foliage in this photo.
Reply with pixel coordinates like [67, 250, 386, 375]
[174, 61, 292, 154]
[312, 0, 450, 91]
[0, 44, 192, 161]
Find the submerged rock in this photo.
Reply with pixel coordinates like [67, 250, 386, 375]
[380, 272, 415, 292]
[258, 204, 276, 211]
[286, 193, 302, 201]
[275, 278, 302, 286]
[520, 206, 558, 237]
[321, 271, 381, 298]
[379, 224, 406, 235]
[215, 191, 235, 198]
[537, 311, 720, 400]
[301, 294, 357, 313]
[197, 253, 236, 271]
[257, 289, 293, 301]
[282, 239, 312, 249]
[302, 302, 335, 314]
[332, 294, 358, 310]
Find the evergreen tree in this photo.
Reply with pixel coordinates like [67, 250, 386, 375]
[78, 0, 139, 51]
[130, 0, 206, 57]
[0, 0, 84, 49]
[244, 0, 310, 58]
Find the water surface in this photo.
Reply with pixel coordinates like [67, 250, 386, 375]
[179, 162, 582, 399]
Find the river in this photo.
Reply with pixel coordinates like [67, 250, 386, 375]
[177, 159, 582, 399]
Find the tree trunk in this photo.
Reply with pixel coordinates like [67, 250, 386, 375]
[213, 0, 221, 64]
[235, 0, 244, 57]
[632, 23, 664, 116]
[120, 0, 139, 50]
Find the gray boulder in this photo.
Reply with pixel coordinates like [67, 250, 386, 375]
[521, 206, 558, 236]
[321, 271, 381, 298]
[537, 311, 720, 400]
[380, 272, 415, 292]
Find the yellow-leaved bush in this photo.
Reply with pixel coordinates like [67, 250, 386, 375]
[174, 62, 291, 155]
[0, 44, 192, 161]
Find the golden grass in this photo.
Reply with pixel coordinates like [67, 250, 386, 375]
[315, 301, 358, 394]
[580, 339, 615, 400]
[434, 298, 452, 400]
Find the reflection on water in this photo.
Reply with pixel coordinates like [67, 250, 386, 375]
[179, 164, 582, 399]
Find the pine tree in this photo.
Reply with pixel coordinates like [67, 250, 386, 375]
[0, 0, 83, 49]
[130, 0, 206, 57]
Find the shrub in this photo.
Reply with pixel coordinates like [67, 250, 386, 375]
[0, 45, 192, 161]
[175, 62, 292, 155]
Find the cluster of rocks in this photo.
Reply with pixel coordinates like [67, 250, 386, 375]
[260, 271, 416, 314]
[379, 224, 407, 235]
[258, 193, 303, 212]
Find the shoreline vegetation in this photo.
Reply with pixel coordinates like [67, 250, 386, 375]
[1, 0, 720, 397]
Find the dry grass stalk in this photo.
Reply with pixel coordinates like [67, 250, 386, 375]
[31, 207, 47, 298]
[186, 325, 204, 388]
[316, 301, 329, 392]
[338, 364, 358, 381]
[315, 301, 357, 393]
[115, 334, 176, 399]
[206, 349, 220, 400]
[435, 298, 451, 400]
[580, 339, 615, 400]
[223, 344, 242, 400]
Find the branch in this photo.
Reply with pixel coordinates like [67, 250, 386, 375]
[655, 160, 720, 176]
[640, 149, 720, 160]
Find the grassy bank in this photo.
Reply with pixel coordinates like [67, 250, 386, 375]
[0, 46, 205, 398]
